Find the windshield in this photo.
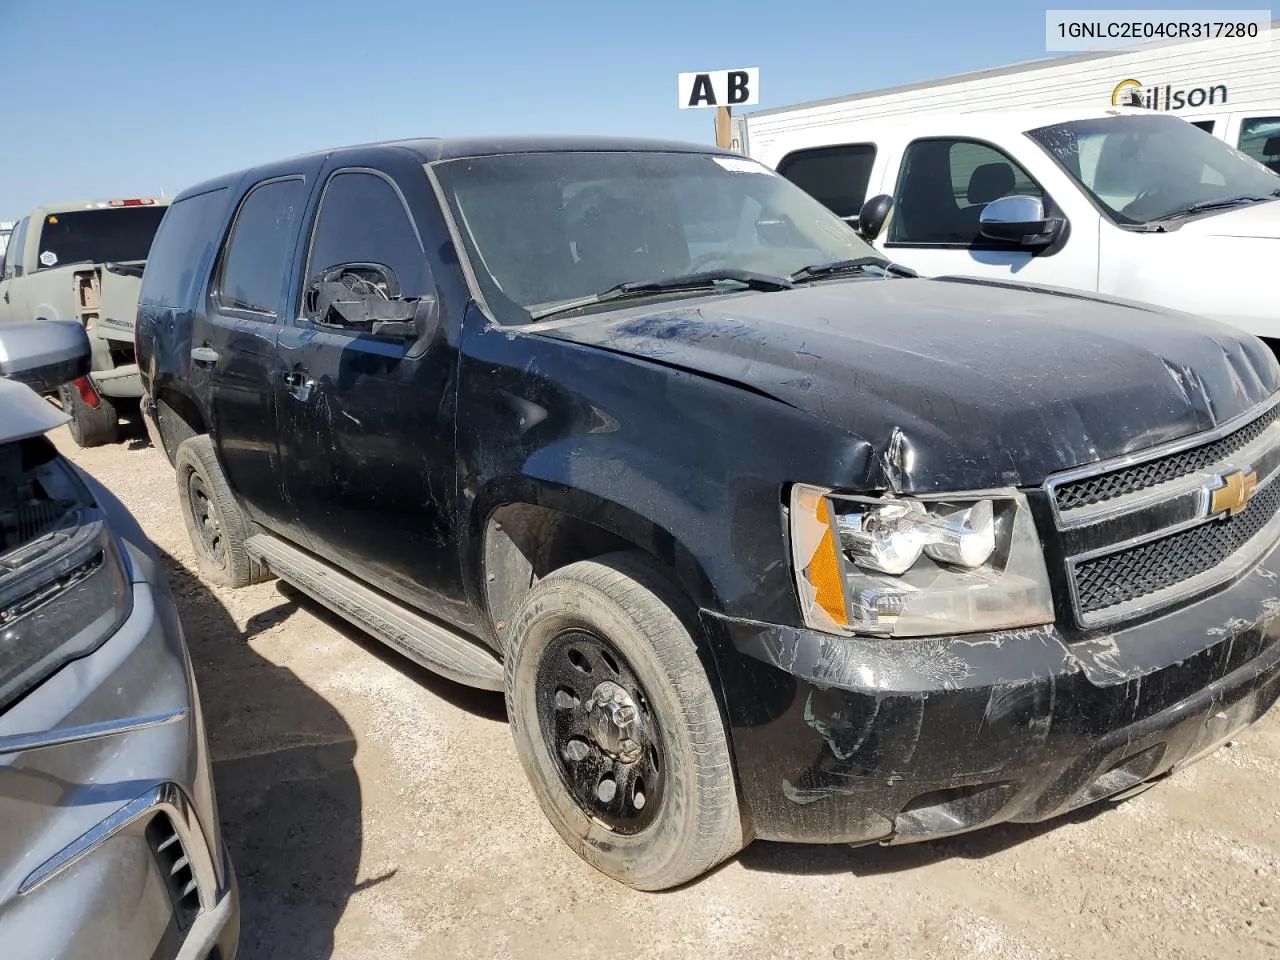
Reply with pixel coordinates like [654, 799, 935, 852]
[1028, 115, 1280, 225]
[35, 206, 168, 270]
[432, 150, 878, 324]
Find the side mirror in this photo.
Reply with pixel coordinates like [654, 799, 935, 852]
[979, 196, 1064, 248]
[0, 320, 92, 392]
[308, 261, 404, 327]
[306, 262, 439, 347]
[373, 295, 440, 347]
[856, 194, 893, 241]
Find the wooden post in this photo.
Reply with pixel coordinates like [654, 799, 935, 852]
[714, 105, 733, 150]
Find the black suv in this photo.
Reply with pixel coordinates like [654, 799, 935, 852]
[135, 136, 1280, 889]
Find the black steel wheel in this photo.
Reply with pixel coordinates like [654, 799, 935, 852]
[506, 551, 744, 890]
[174, 435, 270, 588]
[535, 629, 665, 834]
[186, 470, 226, 569]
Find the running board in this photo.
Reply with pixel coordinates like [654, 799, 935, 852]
[245, 534, 504, 691]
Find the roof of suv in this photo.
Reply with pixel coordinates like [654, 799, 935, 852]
[175, 135, 733, 201]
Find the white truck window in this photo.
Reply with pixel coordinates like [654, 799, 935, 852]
[889, 139, 1041, 246]
[776, 144, 877, 223]
[1238, 116, 1280, 173]
[3, 218, 28, 279]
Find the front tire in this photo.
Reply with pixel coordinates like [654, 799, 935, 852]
[175, 435, 269, 588]
[505, 552, 744, 890]
[58, 383, 119, 447]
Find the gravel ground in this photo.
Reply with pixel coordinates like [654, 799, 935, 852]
[54, 421, 1280, 960]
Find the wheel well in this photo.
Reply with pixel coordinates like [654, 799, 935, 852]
[483, 503, 683, 652]
[154, 387, 205, 464]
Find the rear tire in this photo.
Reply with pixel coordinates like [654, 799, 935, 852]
[175, 435, 269, 588]
[58, 384, 119, 448]
[505, 551, 744, 890]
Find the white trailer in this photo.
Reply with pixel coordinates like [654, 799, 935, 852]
[741, 22, 1280, 163]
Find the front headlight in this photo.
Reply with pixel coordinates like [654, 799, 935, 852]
[789, 484, 1053, 637]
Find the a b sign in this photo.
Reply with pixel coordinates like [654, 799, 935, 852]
[678, 68, 760, 109]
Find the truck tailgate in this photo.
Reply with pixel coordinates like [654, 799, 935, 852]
[75, 263, 143, 341]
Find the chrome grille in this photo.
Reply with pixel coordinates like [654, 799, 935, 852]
[1075, 479, 1280, 614]
[145, 812, 200, 930]
[1046, 395, 1280, 627]
[1055, 404, 1280, 511]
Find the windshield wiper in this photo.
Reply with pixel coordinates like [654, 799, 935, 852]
[528, 268, 793, 321]
[1156, 192, 1280, 221]
[789, 256, 917, 283]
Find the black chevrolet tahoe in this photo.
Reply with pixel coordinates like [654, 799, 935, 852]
[134, 136, 1280, 890]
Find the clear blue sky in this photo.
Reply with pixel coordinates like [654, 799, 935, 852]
[0, 0, 1219, 218]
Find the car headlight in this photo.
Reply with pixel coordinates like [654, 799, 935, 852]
[788, 484, 1053, 637]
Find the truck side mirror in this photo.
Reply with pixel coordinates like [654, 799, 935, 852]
[856, 194, 893, 242]
[0, 320, 92, 392]
[308, 262, 403, 326]
[979, 196, 1064, 248]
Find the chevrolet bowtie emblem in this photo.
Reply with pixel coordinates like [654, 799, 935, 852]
[1209, 468, 1258, 518]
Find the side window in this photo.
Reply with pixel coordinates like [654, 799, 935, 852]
[1190, 120, 1217, 134]
[890, 139, 1043, 245]
[303, 170, 427, 320]
[776, 144, 877, 222]
[1238, 116, 1280, 173]
[141, 189, 230, 308]
[4, 217, 29, 279]
[215, 178, 305, 318]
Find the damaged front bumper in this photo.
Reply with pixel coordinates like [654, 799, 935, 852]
[702, 543, 1280, 846]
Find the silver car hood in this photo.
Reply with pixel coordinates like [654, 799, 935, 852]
[0, 380, 69, 443]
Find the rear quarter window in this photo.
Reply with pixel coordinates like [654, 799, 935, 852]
[776, 144, 877, 221]
[139, 188, 231, 308]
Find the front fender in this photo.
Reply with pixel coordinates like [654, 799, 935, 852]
[456, 315, 873, 628]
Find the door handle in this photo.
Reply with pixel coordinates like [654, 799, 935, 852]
[2, 291, 8, 303]
[190, 346, 219, 365]
[283, 369, 316, 402]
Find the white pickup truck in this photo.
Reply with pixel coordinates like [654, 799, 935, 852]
[752, 107, 1280, 347]
[0, 198, 170, 445]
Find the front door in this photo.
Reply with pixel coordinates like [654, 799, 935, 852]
[882, 137, 1098, 289]
[275, 166, 469, 628]
[198, 175, 309, 537]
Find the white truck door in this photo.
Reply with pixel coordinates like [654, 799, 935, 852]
[879, 136, 1099, 289]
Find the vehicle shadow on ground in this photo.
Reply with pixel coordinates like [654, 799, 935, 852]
[116, 406, 151, 451]
[736, 801, 1118, 878]
[257, 579, 508, 722]
[156, 548, 372, 960]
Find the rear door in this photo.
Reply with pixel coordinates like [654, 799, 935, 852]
[199, 175, 310, 538]
[275, 163, 466, 624]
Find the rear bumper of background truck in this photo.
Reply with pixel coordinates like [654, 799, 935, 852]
[702, 539, 1280, 846]
[89, 362, 142, 399]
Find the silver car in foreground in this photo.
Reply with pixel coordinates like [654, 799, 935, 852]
[0, 321, 238, 959]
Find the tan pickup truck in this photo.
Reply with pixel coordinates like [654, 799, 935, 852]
[0, 198, 170, 445]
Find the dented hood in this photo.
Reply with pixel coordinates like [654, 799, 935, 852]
[532, 277, 1280, 492]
